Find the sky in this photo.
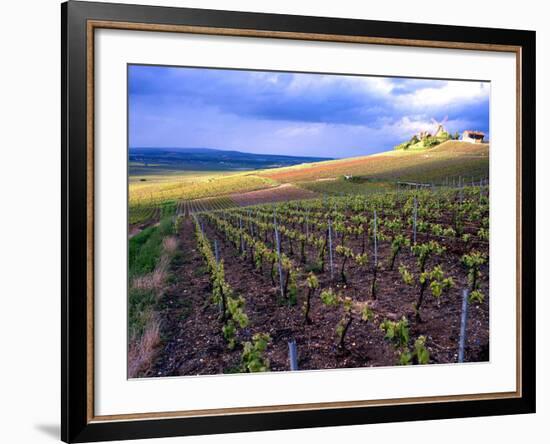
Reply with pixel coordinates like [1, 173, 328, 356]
[128, 65, 490, 159]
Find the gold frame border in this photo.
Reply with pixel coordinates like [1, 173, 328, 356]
[86, 19, 523, 424]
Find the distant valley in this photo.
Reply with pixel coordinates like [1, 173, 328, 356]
[129, 147, 333, 175]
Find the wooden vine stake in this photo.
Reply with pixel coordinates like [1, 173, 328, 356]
[273, 212, 285, 300]
[371, 209, 378, 300]
[239, 216, 245, 253]
[328, 219, 334, 280]
[288, 339, 299, 371]
[413, 196, 418, 245]
[373, 210, 378, 266]
[458, 288, 469, 363]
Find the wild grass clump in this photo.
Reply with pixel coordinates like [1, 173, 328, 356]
[129, 288, 157, 345]
[162, 236, 178, 254]
[128, 313, 161, 378]
[131, 238, 177, 292]
[132, 265, 167, 292]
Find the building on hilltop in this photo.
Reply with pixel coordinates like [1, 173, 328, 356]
[462, 130, 485, 143]
[433, 123, 447, 138]
[417, 118, 449, 141]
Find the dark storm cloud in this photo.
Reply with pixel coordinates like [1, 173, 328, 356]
[128, 65, 490, 158]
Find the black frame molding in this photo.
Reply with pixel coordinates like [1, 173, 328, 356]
[62, 1, 536, 442]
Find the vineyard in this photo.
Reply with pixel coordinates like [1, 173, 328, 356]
[128, 141, 489, 228]
[129, 184, 489, 377]
[130, 184, 320, 227]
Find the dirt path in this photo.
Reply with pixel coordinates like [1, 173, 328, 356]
[230, 183, 318, 207]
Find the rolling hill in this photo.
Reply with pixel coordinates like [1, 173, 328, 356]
[259, 141, 489, 185]
[129, 141, 490, 224]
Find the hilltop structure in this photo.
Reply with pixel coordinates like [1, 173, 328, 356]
[416, 121, 448, 142]
[462, 130, 485, 143]
[394, 117, 487, 151]
[394, 118, 453, 151]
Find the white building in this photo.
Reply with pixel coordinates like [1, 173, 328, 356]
[462, 130, 485, 143]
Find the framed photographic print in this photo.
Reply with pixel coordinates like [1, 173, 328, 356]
[61, 1, 536, 442]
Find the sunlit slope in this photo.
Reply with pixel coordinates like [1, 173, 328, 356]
[129, 172, 277, 205]
[129, 141, 488, 211]
[260, 141, 489, 184]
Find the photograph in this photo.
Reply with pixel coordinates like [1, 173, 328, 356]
[127, 64, 490, 378]
[54, 1, 537, 441]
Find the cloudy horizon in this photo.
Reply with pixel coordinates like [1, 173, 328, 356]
[128, 65, 490, 159]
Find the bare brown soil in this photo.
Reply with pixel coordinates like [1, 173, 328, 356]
[230, 184, 318, 207]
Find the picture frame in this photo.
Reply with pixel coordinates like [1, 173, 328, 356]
[61, 1, 536, 442]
